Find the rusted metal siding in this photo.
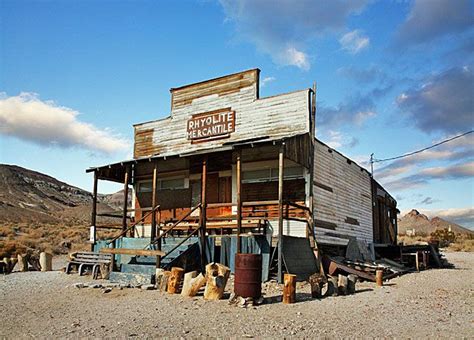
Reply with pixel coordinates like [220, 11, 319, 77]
[313, 139, 373, 245]
[134, 69, 311, 159]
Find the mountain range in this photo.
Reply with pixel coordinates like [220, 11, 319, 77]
[0, 164, 130, 226]
[398, 209, 472, 236]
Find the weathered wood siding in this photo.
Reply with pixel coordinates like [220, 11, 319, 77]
[313, 139, 373, 245]
[134, 69, 310, 158]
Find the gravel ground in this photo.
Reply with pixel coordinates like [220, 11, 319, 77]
[0, 252, 473, 339]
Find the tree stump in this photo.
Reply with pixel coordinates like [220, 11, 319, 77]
[283, 273, 296, 304]
[376, 269, 383, 287]
[39, 252, 52, 272]
[204, 262, 230, 300]
[338, 274, 348, 295]
[324, 276, 339, 297]
[17, 254, 29, 272]
[167, 267, 185, 294]
[158, 271, 171, 292]
[181, 271, 207, 297]
[347, 274, 357, 294]
[99, 263, 111, 279]
[308, 273, 325, 298]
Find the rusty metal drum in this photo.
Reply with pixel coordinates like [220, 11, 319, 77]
[234, 253, 262, 298]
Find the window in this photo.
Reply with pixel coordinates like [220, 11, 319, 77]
[137, 177, 186, 192]
[242, 167, 304, 183]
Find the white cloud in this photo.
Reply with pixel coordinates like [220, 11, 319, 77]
[0, 92, 129, 154]
[339, 29, 370, 54]
[323, 130, 359, 149]
[219, 0, 369, 69]
[395, 0, 474, 46]
[419, 207, 474, 228]
[279, 47, 310, 70]
[260, 76, 276, 87]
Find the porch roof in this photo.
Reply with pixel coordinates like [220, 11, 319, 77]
[85, 134, 301, 183]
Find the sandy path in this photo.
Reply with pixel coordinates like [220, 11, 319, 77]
[0, 252, 472, 338]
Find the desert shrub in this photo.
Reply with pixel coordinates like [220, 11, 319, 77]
[430, 228, 456, 247]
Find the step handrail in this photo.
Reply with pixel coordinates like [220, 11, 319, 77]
[106, 204, 161, 245]
[146, 203, 202, 248]
[160, 225, 202, 261]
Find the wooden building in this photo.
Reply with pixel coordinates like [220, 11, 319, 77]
[87, 69, 397, 282]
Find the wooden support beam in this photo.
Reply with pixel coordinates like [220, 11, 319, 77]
[122, 166, 130, 232]
[199, 156, 208, 270]
[236, 150, 242, 253]
[90, 171, 98, 251]
[100, 248, 165, 257]
[151, 162, 158, 243]
[277, 143, 285, 283]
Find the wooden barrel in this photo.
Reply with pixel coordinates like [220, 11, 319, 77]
[234, 253, 262, 298]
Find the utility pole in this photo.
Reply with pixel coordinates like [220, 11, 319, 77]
[370, 153, 374, 176]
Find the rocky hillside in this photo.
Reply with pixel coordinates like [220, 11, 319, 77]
[398, 209, 473, 236]
[0, 164, 129, 226]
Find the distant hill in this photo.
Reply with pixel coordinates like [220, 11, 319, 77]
[0, 164, 130, 226]
[398, 209, 473, 236]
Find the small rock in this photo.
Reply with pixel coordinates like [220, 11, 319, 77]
[102, 288, 112, 294]
[89, 283, 102, 289]
[73, 283, 84, 289]
[141, 284, 156, 290]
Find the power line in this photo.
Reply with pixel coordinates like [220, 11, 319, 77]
[372, 130, 474, 164]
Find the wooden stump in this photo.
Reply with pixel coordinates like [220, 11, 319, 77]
[308, 273, 325, 299]
[283, 273, 296, 304]
[181, 271, 207, 297]
[40, 252, 52, 272]
[158, 271, 171, 292]
[3, 257, 18, 274]
[337, 274, 348, 295]
[204, 262, 231, 300]
[325, 276, 339, 297]
[375, 269, 383, 287]
[99, 263, 111, 279]
[167, 267, 185, 294]
[17, 254, 29, 272]
[347, 274, 357, 294]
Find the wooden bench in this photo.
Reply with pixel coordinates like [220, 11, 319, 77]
[66, 252, 113, 279]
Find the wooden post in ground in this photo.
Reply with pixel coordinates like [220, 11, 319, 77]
[376, 269, 383, 287]
[204, 262, 231, 300]
[122, 166, 130, 232]
[199, 157, 208, 271]
[347, 274, 357, 294]
[277, 143, 285, 283]
[90, 171, 98, 252]
[17, 254, 28, 272]
[283, 273, 296, 304]
[181, 272, 207, 297]
[167, 267, 185, 294]
[337, 274, 348, 295]
[236, 150, 242, 254]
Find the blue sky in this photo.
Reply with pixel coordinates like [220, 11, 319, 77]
[1, 0, 473, 227]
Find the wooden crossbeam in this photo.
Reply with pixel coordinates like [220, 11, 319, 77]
[100, 248, 165, 257]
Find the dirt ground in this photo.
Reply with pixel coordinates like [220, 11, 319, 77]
[1, 252, 473, 339]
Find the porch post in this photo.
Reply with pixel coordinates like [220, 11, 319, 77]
[151, 160, 161, 268]
[277, 143, 285, 283]
[236, 150, 242, 253]
[151, 161, 158, 243]
[121, 166, 130, 232]
[200, 156, 208, 270]
[90, 171, 98, 251]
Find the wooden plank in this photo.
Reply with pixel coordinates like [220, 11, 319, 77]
[100, 248, 165, 257]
